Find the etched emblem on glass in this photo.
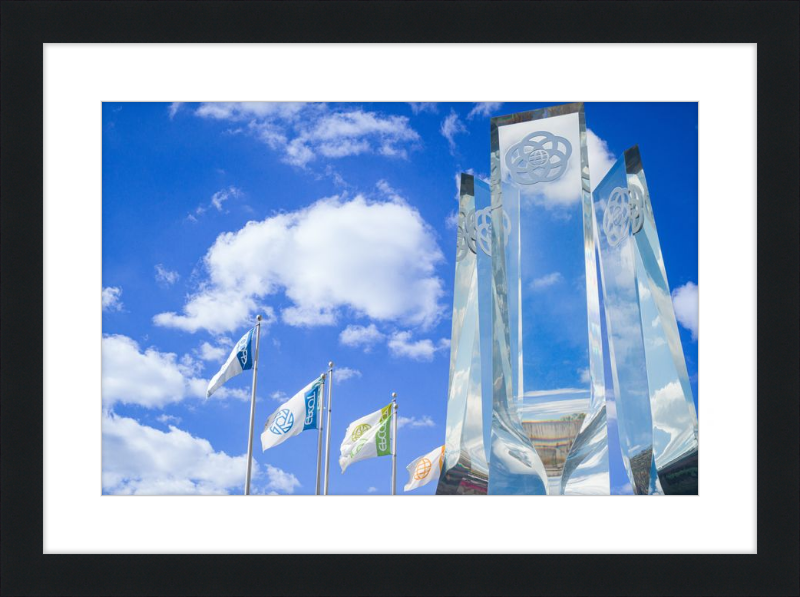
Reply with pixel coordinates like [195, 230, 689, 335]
[455, 209, 477, 261]
[504, 131, 572, 186]
[475, 206, 511, 256]
[603, 186, 645, 247]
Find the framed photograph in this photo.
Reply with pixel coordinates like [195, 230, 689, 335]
[2, 1, 797, 595]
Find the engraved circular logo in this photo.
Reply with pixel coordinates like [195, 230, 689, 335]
[269, 408, 294, 435]
[475, 206, 511, 256]
[628, 184, 645, 234]
[413, 457, 432, 480]
[603, 185, 646, 247]
[456, 209, 477, 261]
[350, 423, 371, 442]
[505, 131, 572, 186]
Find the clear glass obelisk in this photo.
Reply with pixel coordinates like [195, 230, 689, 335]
[489, 103, 606, 495]
[437, 174, 491, 494]
[593, 146, 699, 494]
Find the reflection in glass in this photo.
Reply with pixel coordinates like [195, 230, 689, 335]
[437, 174, 490, 494]
[490, 103, 605, 494]
[593, 146, 698, 494]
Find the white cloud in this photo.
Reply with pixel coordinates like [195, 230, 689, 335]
[672, 281, 699, 340]
[196, 340, 229, 362]
[440, 110, 467, 152]
[102, 412, 253, 495]
[367, 486, 378, 493]
[197, 103, 420, 167]
[156, 196, 445, 334]
[467, 102, 502, 119]
[387, 331, 447, 361]
[262, 464, 301, 494]
[156, 414, 182, 425]
[531, 271, 563, 290]
[397, 415, 435, 429]
[211, 186, 242, 211]
[102, 286, 123, 312]
[588, 129, 616, 191]
[155, 264, 180, 286]
[339, 324, 386, 350]
[445, 210, 459, 229]
[168, 102, 184, 119]
[408, 102, 438, 114]
[102, 334, 247, 408]
[335, 367, 362, 382]
[270, 390, 288, 402]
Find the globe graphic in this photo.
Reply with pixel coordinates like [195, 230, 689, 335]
[414, 457, 432, 480]
[351, 423, 371, 442]
[528, 148, 550, 167]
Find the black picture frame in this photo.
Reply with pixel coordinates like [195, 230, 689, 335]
[2, 1, 798, 595]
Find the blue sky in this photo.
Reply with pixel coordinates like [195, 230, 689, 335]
[101, 102, 698, 496]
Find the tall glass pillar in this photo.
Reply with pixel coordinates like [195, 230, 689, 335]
[437, 174, 492, 494]
[592, 146, 698, 495]
[489, 103, 605, 495]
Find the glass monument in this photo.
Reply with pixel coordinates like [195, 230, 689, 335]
[489, 103, 606, 495]
[592, 146, 699, 494]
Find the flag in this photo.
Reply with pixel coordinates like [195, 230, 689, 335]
[404, 445, 444, 492]
[206, 327, 256, 398]
[260, 376, 324, 451]
[339, 403, 393, 473]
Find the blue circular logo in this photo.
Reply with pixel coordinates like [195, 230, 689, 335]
[269, 409, 294, 435]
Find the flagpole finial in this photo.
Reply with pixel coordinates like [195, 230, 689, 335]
[392, 392, 397, 399]
[256, 314, 262, 322]
[329, 361, 334, 368]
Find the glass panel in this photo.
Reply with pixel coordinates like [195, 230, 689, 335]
[436, 174, 489, 494]
[489, 103, 605, 494]
[593, 146, 698, 494]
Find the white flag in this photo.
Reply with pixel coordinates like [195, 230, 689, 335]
[404, 445, 444, 492]
[206, 328, 256, 398]
[260, 376, 324, 451]
[339, 403, 393, 473]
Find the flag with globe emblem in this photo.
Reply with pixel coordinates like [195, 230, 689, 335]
[260, 376, 325, 451]
[404, 445, 444, 492]
[339, 403, 393, 473]
[206, 327, 255, 398]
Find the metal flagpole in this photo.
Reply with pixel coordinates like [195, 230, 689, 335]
[323, 362, 334, 495]
[314, 373, 326, 495]
[244, 314, 262, 495]
[391, 392, 398, 496]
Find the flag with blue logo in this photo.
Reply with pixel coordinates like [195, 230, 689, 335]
[206, 327, 256, 398]
[260, 376, 325, 452]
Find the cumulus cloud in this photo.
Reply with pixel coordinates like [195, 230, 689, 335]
[156, 414, 182, 425]
[440, 110, 467, 152]
[397, 415, 435, 429]
[196, 102, 420, 167]
[335, 367, 362, 382]
[588, 129, 616, 191]
[531, 272, 563, 291]
[671, 281, 699, 340]
[367, 486, 378, 493]
[156, 196, 445, 334]
[339, 324, 386, 349]
[467, 102, 502, 119]
[155, 264, 180, 286]
[102, 334, 248, 408]
[408, 102, 438, 114]
[262, 464, 301, 494]
[102, 286, 123, 312]
[387, 331, 448, 361]
[196, 339, 230, 362]
[102, 412, 253, 495]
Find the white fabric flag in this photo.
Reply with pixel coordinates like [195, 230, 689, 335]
[206, 328, 255, 398]
[260, 376, 324, 452]
[339, 403, 393, 473]
[404, 445, 445, 492]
